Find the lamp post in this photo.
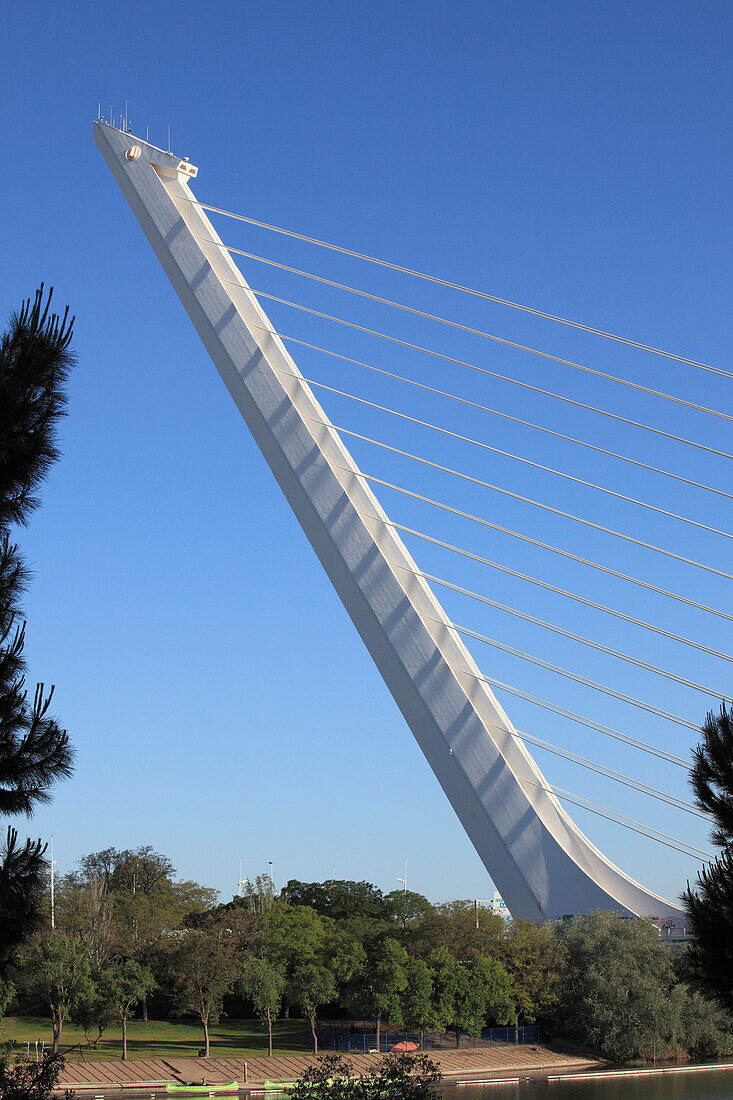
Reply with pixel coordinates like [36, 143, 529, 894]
[474, 899, 493, 929]
[50, 835, 56, 930]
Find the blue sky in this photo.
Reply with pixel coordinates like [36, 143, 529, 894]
[1, 0, 730, 907]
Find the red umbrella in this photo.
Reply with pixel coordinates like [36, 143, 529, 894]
[390, 1041, 420, 1052]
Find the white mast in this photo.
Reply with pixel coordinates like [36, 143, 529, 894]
[94, 121, 682, 922]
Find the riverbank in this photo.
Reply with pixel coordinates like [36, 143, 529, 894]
[1, 1017, 305, 1060]
[56, 1047, 601, 1092]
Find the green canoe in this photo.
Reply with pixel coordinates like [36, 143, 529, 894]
[166, 1082, 238, 1094]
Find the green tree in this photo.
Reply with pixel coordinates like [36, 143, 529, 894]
[261, 904, 359, 1020]
[292, 963, 337, 1054]
[0, 1050, 66, 1100]
[289, 1053, 354, 1100]
[282, 881, 390, 922]
[498, 919, 562, 1024]
[372, 1053, 441, 1100]
[0, 288, 75, 970]
[74, 846, 217, 1020]
[552, 910, 673, 1062]
[19, 929, 93, 1053]
[290, 1052, 441, 1100]
[262, 905, 331, 976]
[468, 956, 514, 1030]
[100, 960, 155, 1060]
[427, 948, 513, 1046]
[169, 929, 238, 1057]
[682, 702, 733, 1013]
[351, 938, 408, 1051]
[55, 870, 114, 972]
[427, 948, 460, 1040]
[70, 980, 115, 1050]
[666, 983, 732, 1059]
[407, 901, 503, 962]
[0, 975, 13, 1018]
[401, 956, 434, 1046]
[237, 872, 276, 916]
[240, 956, 284, 1057]
[383, 890, 433, 932]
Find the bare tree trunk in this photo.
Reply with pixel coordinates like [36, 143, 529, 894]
[122, 1015, 128, 1060]
[376, 1013, 381, 1052]
[310, 1016, 318, 1055]
[203, 1016, 210, 1058]
[52, 1012, 61, 1056]
[267, 1009, 273, 1058]
[142, 995, 149, 1023]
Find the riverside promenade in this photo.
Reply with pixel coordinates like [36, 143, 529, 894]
[57, 1047, 601, 1091]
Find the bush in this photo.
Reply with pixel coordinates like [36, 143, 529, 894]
[0, 1049, 71, 1100]
[289, 1052, 441, 1100]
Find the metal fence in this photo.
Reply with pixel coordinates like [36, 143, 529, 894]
[314, 1024, 541, 1052]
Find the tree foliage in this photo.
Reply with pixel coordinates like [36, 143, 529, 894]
[239, 956, 284, 1057]
[682, 702, 733, 1013]
[0, 975, 14, 1018]
[350, 938, 408, 1049]
[290, 1053, 441, 1100]
[292, 963, 337, 1054]
[282, 881, 389, 922]
[168, 929, 238, 1057]
[427, 948, 513, 1045]
[683, 849, 733, 1015]
[400, 956, 433, 1038]
[498, 919, 562, 1024]
[406, 900, 503, 961]
[0, 288, 75, 970]
[552, 911, 674, 1061]
[0, 1050, 66, 1100]
[100, 960, 155, 1060]
[19, 930, 93, 1054]
[689, 703, 733, 848]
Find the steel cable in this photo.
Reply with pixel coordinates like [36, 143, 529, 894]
[273, 367, 733, 542]
[239, 285, 733, 463]
[187, 199, 726, 380]
[320, 423, 733, 582]
[248, 322, 733, 504]
[211, 240, 733, 425]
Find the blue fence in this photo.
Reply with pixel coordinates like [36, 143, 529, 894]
[314, 1024, 541, 1052]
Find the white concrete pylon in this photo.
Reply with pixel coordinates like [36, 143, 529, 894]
[94, 121, 683, 922]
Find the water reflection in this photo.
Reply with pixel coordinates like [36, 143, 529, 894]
[440, 1067, 733, 1100]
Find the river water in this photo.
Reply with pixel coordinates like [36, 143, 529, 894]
[440, 1066, 733, 1100]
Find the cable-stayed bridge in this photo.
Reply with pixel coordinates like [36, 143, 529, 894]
[94, 119, 728, 922]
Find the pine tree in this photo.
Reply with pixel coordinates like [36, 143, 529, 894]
[0, 287, 75, 970]
[681, 702, 733, 1012]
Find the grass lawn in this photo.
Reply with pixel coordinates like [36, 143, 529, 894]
[0, 1017, 309, 1060]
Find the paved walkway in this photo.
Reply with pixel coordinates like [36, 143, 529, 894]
[58, 1047, 600, 1091]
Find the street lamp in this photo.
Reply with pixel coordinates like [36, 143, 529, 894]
[474, 899, 493, 929]
[50, 835, 56, 930]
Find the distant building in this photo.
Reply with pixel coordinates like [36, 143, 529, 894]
[648, 914, 694, 947]
[491, 890, 510, 918]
